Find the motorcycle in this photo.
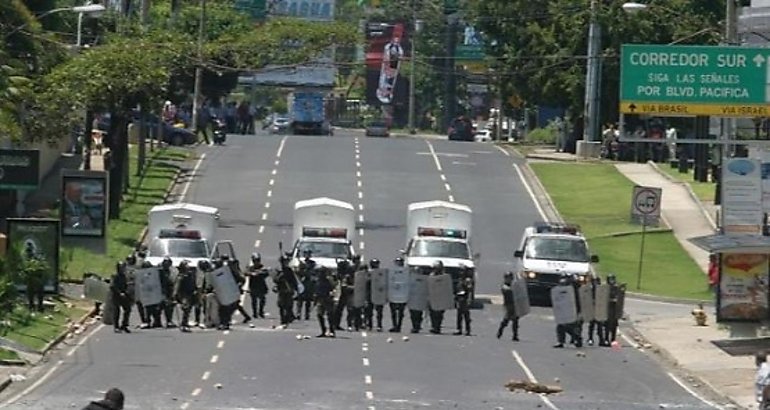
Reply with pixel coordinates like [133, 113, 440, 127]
[212, 116, 227, 145]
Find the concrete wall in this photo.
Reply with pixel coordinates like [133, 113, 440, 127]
[33, 138, 70, 184]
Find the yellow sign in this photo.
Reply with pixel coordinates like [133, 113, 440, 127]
[508, 95, 523, 108]
[620, 101, 770, 117]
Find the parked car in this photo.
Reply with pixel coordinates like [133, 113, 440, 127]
[271, 116, 290, 134]
[365, 120, 389, 137]
[474, 130, 492, 142]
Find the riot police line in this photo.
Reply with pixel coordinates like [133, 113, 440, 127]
[84, 250, 625, 345]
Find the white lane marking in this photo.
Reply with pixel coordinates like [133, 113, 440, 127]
[223, 330, 230, 335]
[356, 154, 360, 159]
[259, 225, 265, 234]
[365, 375, 372, 385]
[358, 191, 363, 199]
[359, 229, 365, 237]
[267, 190, 272, 198]
[362, 331, 368, 337]
[360, 242, 365, 250]
[363, 358, 370, 366]
[262, 213, 268, 220]
[254, 239, 261, 248]
[426, 141, 443, 172]
[668, 372, 723, 409]
[494, 145, 511, 157]
[192, 388, 202, 397]
[448, 195, 455, 203]
[440, 174, 447, 181]
[359, 214, 364, 222]
[357, 161, 362, 168]
[356, 171, 362, 178]
[276, 136, 286, 158]
[366, 391, 374, 400]
[274, 160, 280, 166]
[264, 202, 271, 209]
[180, 402, 190, 410]
[202, 371, 211, 381]
[358, 204, 364, 211]
[357, 180, 362, 188]
[217, 340, 225, 349]
[271, 169, 277, 175]
[2, 359, 63, 405]
[513, 163, 548, 221]
[512, 350, 559, 410]
[620, 332, 636, 347]
[179, 153, 206, 202]
[362, 346, 369, 352]
[444, 183, 452, 192]
[67, 323, 105, 357]
[210, 355, 219, 364]
[269, 179, 275, 186]
[368, 407, 376, 410]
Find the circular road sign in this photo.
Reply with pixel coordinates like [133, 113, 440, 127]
[633, 187, 661, 215]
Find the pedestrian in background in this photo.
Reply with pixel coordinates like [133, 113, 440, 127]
[756, 351, 770, 404]
[708, 253, 719, 294]
[82, 387, 125, 410]
[196, 101, 211, 145]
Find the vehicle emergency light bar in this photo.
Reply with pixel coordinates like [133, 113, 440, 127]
[171, 214, 192, 224]
[159, 229, 202, 239]
[417, 227, 467, 239]
[534, 222, 581, 235]
[302, 227, 347, 238]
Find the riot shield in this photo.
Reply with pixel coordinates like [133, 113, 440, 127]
[578, 285, 595, 322]
[387, 267, 409, 304]
[428, 274, 455, 311]
[136, 268, 164, 307]
[550, 285, 578, 325]
[511, 276, 531, 318]
[204, 293, 220, 327]
[370, 268, 388, 306]
[84, 277, 109, 303]
[102, 295, 115, 326]
[594, 283, 610, 322]
[209, 267, 240, 306]
[352, 270, 368, 308]
[613, 285, 626, 321]
[407, 274, 429, 311]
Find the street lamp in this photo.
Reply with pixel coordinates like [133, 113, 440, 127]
[621, 2, 647, 14]
[408, 18, 423, 135]
[74, 4, 106, 48]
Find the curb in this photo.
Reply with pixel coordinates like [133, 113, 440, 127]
[0, 377, 10, 395]
[625, 291, 712, 306]
[517, 161, 564, 223]
[39, 304, 98, 356]
[525, 154, 577, 163]
[647, 161, 718, 230]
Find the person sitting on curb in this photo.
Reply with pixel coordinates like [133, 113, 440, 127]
[82, 387, 124, 410]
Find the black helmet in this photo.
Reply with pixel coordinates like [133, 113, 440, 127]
[394, 257, 404, 266]
[251, 253, 262, 264]
[213, 259, 224, 269]
[337, 258, 350, 268]
[125, 254, 137, 265]
[432, 261, 444, 272]
[198, 260, 211, 271]
[607, 273, 617, 285]
[179, 260, 189, 268]
[503, 271, 514, 281]
[141, 261, 153, 268]
[220, 254, 230, 261]
[116, 261, 127, 274]
[161, 257, 172, 269]
[369, 258, 380, 269]
[558, 276, 570, 286]
[137, 250, 147, 259]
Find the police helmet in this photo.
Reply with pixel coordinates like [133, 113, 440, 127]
[161, 257, 172, 269]
[503, 271, 514, 280]
[337, 258, 350, 268]
[116, 261, 127, 274]
[198, 260, 212, 271]
[558, 275, 570, 286]
[607, 273, 617, 285]
[213, 259, 224, 269]
[394, 257, 405, 266]
[179, 260, 189, 268]
[369, 258, 381, 269]
[220, 254, 230, 261]
[251, 253, 262, 264]
[141, 261, 153, 268]
[125, 253, 137, 265]
[432, 261, 444, 271]
[137, 250, 147, 259]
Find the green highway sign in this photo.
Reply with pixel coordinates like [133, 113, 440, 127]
[620, 44, 770, 117]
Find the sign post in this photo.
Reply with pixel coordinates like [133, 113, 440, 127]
[631, 186, 662, 290]
[620, 44, 770, 118]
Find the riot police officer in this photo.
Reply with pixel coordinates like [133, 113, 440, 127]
[454, 267, 473, 336]
[247, 253, 269, 319]
[333, 259, 357, 331]
[497, 272, 520, 341]
[364, 259, 385, 331]
[428, 261, 446, 334]
[273, 256, 297, 327]
[314, 267, 337, 338]
[225, 256, 252, 324]
[158, 257, 177, 328]
[110, 262, 132, 333]
[587, 276, 606, 346]
[174, 260, 197, 332]
[604, 274, 624, 346]
[125, 253, 146, 327]
[296, 252, 316, 321]
[553, 276, 582, 348]
[388, 257, 407, 333]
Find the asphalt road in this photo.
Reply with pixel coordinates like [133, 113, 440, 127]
[0, 130, 716, 410]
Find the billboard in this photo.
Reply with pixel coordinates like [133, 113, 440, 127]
[61, 170, 109, 237]
[0, 149, 40, 190]
[718, 253, 769, 322]
[366, 21, 411, 126]
[7, 218, 60, 293]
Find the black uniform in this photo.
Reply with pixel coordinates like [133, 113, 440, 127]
[454, 277, 473, 336]
[604, 277, 624, 345]
[247, 257, 269, 319]
[174, 262, 197, 332]
[314, 268, 337, 337]
[296, 259, 316, 321]
[587, 278, 606, 346]
[497, 274, 520, 341]
[110, 263, 132, 333]
[333, 261, 356, 331]
[553, 278, 582, 348]
[158, 261, 176, 328]
[274, 260, 297, 326]
[428, 266, 445, 334]
[228, 259, 252, 324]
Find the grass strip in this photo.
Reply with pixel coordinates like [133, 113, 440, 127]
[1, 298, 90, 352]
[530, 162, 711, 300]
[61, 146, 190, 281]
[657, 163, 715, 203]
[0, 347, 20, 362]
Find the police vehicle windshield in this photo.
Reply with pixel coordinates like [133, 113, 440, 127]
[297, 240, 350, 259]
[525, 237, 589, 263]
[408, 239, 470, 259]
[149, 238, 208, 258]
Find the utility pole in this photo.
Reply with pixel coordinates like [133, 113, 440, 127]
[444, 15, 457, 131]
[191, 0, 206, 134]
[408, 16, 422, 134]
[582, 0, 601, 146]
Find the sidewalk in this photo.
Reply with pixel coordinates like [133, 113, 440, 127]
[518, 147, 753, 409]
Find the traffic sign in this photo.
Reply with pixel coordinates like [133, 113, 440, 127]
[631, 185, 662, 224]
[620, 44, 770, 117]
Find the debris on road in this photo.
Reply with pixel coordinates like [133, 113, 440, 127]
[505, 380, 563, 395]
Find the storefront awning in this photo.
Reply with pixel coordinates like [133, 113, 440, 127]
[689, 234, 770, 253]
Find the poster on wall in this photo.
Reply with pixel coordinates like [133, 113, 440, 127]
[365, 21, 411, 127]
[6, 218, 60, 293]
[61, 170, 108, 237]
[718, 253, 770, 322]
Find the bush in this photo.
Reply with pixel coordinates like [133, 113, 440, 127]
[526, 127, 557, 144]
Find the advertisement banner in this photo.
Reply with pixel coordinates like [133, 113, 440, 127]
[0, 149, 40, 190]
[61, 171, 108, 237]
[365, 21, 411, 126]
[718, 253, 770, 322]
[6, 218, 60, 293]
[722, 158, 763, 235]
